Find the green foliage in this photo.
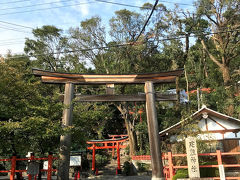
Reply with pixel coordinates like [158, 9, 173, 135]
[72, 103, 114, 145]
[124, 145, 130, 156]
[173, 169, 188, 180]
[136, 162, 150, 172]
[24, 25, 70, 71]
[0, 56, 63, 156]
[200, 161, 219, 177]
[95, 152, 110, 168]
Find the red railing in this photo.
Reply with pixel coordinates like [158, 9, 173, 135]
[0, 154, 57, 180]
[132, 150, 240, 180]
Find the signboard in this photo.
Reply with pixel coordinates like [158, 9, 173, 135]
[43, 161, 48, 170]
[185, 137, 200, 178]
[27, 162, 39, 175]
[43, 156, 81, 169]
[70, 156, 81, 166]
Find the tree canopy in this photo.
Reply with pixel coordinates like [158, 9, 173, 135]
[0, 0, 239, 158]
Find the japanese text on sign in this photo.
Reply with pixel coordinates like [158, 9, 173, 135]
[185, 137, 200, 178]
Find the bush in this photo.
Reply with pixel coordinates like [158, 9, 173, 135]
[200, 161, 219, 177]
[123, 161, 131, 175]
[173, 169, 188, 180]
[173, 161, 219, 179]
[136, 162, 150, 172]
[95, 153, 110, 168]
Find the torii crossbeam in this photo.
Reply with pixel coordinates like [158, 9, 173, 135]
[33, 69, 183, 180]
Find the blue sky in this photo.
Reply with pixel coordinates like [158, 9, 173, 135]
[0, 0, 195, 56]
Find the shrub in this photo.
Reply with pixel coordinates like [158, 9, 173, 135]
[123, 161, 131, 175]
[95, 153, 110, 168]
[200, 161, 219, 177]
[173, 169, 188, 180]
[136, 162, 150, 172]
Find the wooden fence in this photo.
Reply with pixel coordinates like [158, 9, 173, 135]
[132, 150, 240, 180]
[0, 154, 57, 180]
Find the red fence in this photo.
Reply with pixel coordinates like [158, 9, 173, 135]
[132, 150, 240, 180]
[0, 154, 57, 180]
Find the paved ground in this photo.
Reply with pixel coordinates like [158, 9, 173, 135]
[0, 175, 151, 180]
[85, 175, 151, 180]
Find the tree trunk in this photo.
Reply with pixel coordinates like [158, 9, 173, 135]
[221, 65, 231, 86]
[126, 120, 138, 156]
[201, 40, 232, 87]
[116, 104, 137, 156]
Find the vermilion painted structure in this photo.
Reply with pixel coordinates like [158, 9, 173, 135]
[87, 136, 128, 173]
[132, 150, 240, 179]
[0, 154, 57, 180]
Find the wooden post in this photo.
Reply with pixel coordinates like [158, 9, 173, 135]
[58, 83, 74, 180]
[216, 149, 222, 165]
[28, 175, 32, 180]
[216, 150, 225, 180]
[168, 151, 174, 180]
[117, 142, 121, 171]
[112, 142, 115, 157]
[10, 156, 16, 180]
[145, 81, 164, 180]
[47, 154, 53, 180]
[92, 144, 96, 172]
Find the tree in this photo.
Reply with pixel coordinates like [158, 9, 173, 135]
[68, 16, 107, 73]
[196, 0, 240, 86]
[24, 25, 69, 71]
[0, 55, 63, 157]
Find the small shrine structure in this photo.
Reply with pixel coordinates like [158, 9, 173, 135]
[159, 106, 240, 153]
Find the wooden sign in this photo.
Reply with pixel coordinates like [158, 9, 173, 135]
[70, 156, 81, 166]
[185, 137, 200, 178]
[43, 161, 48, 170]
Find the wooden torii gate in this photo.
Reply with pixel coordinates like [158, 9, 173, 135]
[33, 69, 183, 180]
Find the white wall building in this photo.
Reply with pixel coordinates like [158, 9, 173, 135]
[159, 106, 240, 152]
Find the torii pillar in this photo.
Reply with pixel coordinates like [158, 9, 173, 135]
[58, 83, 74, 180]
[145, 81, 164, 180]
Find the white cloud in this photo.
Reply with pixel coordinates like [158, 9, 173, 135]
[80, 4, 89, 16]
[135, 0, 145, 6]
[70, 0, 89, 17]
